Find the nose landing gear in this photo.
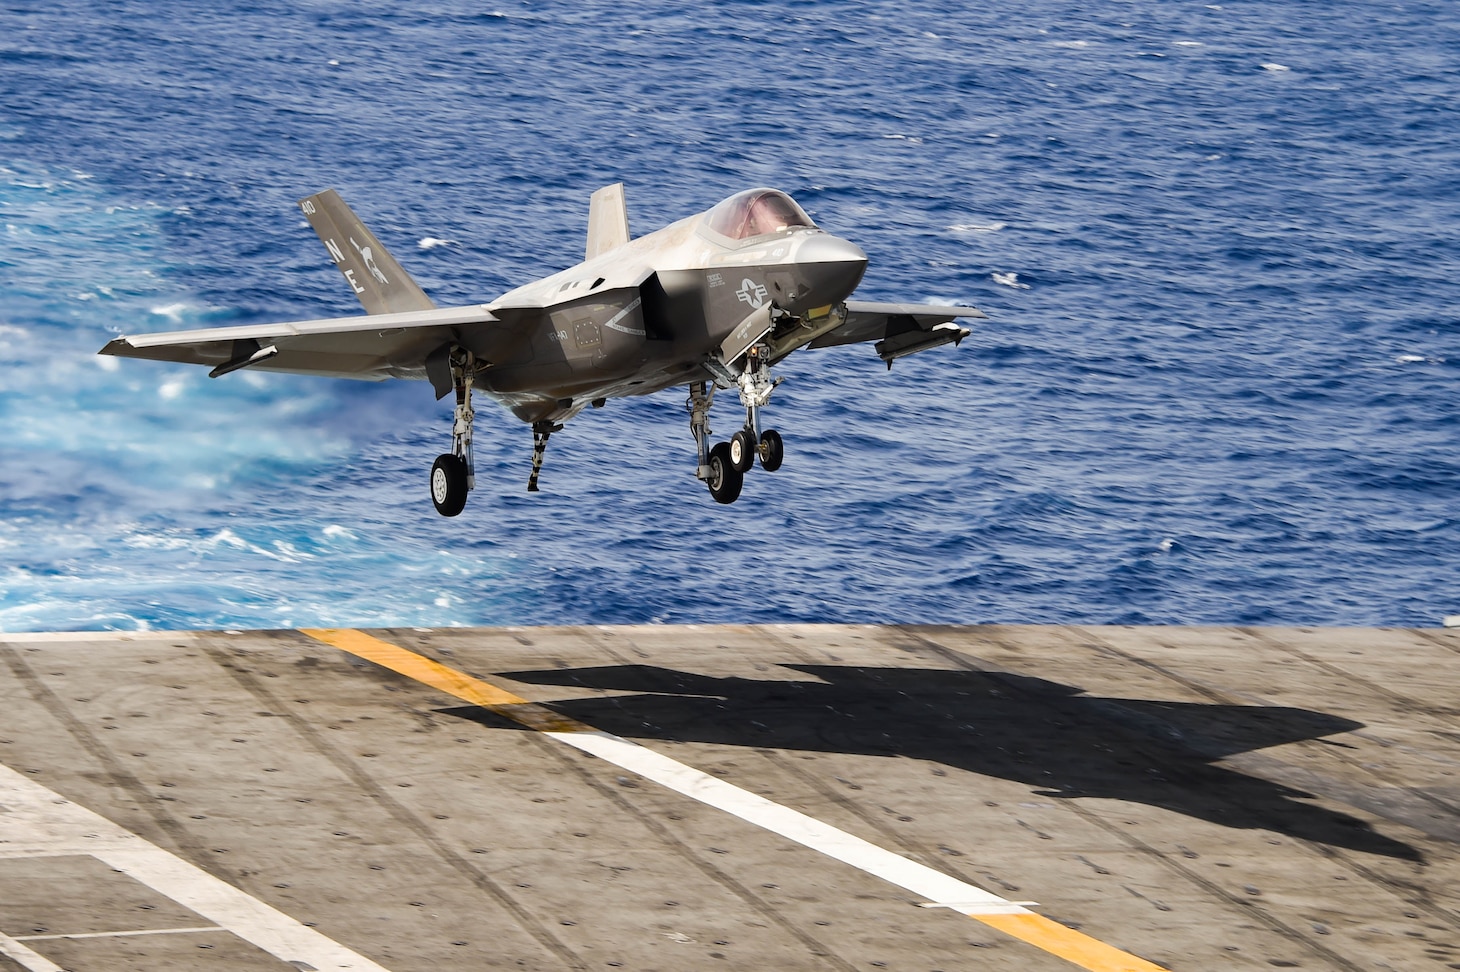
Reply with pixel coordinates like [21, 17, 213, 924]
[688, 345, 785, 504]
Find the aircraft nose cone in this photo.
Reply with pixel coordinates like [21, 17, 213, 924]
[799, 233, 869, 267]
[780, 234, 867, 313]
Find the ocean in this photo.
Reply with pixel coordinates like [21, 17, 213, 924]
[1, 0, 1456, 631]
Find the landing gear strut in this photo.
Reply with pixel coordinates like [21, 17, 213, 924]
[528, 420, 561, 493]
[688, 381, 741, 502]
[430, 347, 476, 517]
[736, 345, 784, 474]
[688, 345, 785, 505]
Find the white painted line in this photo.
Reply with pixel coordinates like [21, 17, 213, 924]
[0, 763, 393, 972]
[0, 933, 64, 972]
[16, 926, 222, 941]
[920, 900, 1041, 915]
[548, 729, 1027, 915]
[0, 631, 190, 643]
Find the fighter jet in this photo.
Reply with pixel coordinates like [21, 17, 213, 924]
[101, 185, 983, 515]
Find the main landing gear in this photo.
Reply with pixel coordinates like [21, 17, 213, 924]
[430, 348, 476, 517]
[688, 345, 785, 505]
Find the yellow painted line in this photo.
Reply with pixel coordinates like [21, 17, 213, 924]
[980, 913, 1168, 972]
[300, 628, 1169, 972]
[300, 626, 589, 733]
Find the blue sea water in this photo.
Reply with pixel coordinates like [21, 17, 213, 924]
[1, 1, 1456, 631]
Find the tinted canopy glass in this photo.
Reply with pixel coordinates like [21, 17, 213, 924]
[704, 189, 816, 240]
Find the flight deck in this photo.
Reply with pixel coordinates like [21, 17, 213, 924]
[0, 624, 1456, 971]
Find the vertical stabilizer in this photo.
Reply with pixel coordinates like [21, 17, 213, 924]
[299, 189, 436, 314]
[586, 183, 631, 261]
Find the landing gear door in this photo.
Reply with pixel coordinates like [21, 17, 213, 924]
[719, 303, 774, 367]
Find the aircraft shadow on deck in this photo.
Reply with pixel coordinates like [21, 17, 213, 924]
[440, 663, 1422, 862]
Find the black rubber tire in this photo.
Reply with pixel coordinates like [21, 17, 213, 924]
[758, 429, 784, 472]
[430, 453, 469, 517]
[706, 442, 744, 504]
[730, 428, 756, 473]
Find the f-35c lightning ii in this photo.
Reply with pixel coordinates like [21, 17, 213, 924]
[101, 185, 983, 515]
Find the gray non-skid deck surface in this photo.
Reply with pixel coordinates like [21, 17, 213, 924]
[0, 624, 1456, 971]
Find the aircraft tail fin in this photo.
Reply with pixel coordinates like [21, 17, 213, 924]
[299, 189, 436, 315]
[585, 183, 631, 261]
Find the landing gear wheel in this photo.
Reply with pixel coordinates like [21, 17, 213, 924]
[706, 442, 744, 504]
[430, 453, 469, 517]
[730, 429, 756, 473]
[758, 429, 784, 472]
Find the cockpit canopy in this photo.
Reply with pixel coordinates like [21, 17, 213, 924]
[703, 189, 817, 241]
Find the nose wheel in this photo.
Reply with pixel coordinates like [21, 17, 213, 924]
[729, 428, 756, 473]
[757, 428, 784, 472]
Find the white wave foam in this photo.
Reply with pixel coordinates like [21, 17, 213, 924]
[418, 237, 457, 249]
[992, 272, 1030, 290]
[1262, 63, 1291, 73]
[199, 528, 305, 563]
[149, 301, 213, 324]
[124, 533, 193, 552]
[205, 529, 247, 550]
[949, 221, 1007, 234]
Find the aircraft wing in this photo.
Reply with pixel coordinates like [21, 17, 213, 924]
[810, 300, 985, 367]
[98, 303, 515, 391]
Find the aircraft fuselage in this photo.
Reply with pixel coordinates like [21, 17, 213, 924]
[472, 200, 868, 424]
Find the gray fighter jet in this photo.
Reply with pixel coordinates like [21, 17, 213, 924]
[101, 185, 983, 515]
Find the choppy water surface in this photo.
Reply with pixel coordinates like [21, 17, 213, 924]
[2, 1, 1456, 631]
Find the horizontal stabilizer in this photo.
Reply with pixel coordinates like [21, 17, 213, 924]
[300, 189, 436, 315]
